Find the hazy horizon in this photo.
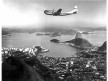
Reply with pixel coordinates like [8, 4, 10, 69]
[2, 26, 106, 34]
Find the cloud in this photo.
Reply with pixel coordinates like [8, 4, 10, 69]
[2, 0, 106, 28]
[2, 0, 46, 28]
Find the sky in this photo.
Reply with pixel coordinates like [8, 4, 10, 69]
[1, 0, 106, 28]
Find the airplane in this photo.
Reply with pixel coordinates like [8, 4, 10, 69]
[44, 6, 78, 16]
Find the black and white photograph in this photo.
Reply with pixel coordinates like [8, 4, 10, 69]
[2, 0, 106, 81]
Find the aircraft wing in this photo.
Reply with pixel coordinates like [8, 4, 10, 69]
[53, 9, 62, 15]
[56, 9, 62, 14]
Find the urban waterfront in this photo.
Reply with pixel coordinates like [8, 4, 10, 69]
[2, 30, 106, 81]
[2, 43, 106, 81]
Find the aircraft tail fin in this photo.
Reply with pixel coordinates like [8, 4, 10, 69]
[72, 6, 78, 14]
[53, 8, 62, 15]
[56, 9, 62, 14]
[74, 6, 78, 9]
[62, 6, 78, 14]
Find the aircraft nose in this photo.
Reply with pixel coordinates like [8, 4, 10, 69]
[44, 10, 47, 14]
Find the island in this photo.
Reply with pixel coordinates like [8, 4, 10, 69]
[50, 39, 61, 43]
[65, 38, 93, 49]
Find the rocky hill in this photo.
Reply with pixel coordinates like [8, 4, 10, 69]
[75, 32, 82, 39]
[50, 39, 61, 43]
[98, 41, 106, 52]
[65, 38, 93, 48]
[2, 56, 62, 81]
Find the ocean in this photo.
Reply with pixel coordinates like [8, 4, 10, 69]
[2, 31, 106, 57]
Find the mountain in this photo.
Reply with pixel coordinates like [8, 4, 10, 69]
[2, 56, 62, 81]
[2, 31, 10, 35]
[75, 32, 82, 39]
[65, 38, 93, 48]
[2, 57, 44, 81]
[50, 32, 61, 37]
[2, 27, 77, 35]
[40, 27, 77, 35]
[65, 32, 92, 48]
[98, 41, 106, 52]
[72, 27, 106, 32]
[61, 29, 77, 35]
